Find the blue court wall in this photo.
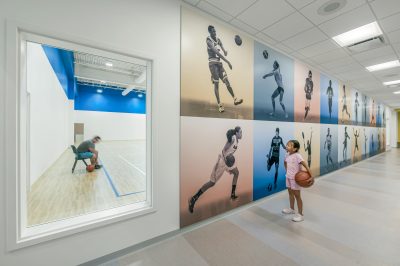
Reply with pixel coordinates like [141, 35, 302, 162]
[74, 84, 146, 114]
[42, 44, 76, 99]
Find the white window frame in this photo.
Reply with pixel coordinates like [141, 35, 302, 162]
[5, 21, 155, 250]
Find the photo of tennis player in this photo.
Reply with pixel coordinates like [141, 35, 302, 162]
[294, 123, 320, 176]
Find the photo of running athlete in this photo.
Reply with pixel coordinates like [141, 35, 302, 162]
[181, 8, 253, 120]
[320, 75, 338, 124]
[353, 128, 360, 161]
[341, 85, 351, 123]
[320, 125, 338, 175]
[304, 70, 313, 120]
[188, 126, 242, 213]
[262, 61, 288, 118]
[266, 128, 286, 190]
[341, 126, 351, 166]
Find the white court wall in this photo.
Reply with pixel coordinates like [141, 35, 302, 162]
[27, 42, 73, 186]
[74, 110, 146, 141]
[0, 0, 180, 265]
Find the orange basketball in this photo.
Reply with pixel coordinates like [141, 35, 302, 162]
[295, 171, 314, 188]
[86, 165, 95, 172]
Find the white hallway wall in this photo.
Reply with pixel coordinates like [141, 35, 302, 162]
[27, 42, 74, 186]
[0, 0, 180, 265]
[74, 110, 146, 141]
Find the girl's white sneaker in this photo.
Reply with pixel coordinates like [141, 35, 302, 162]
[282, 208, 295, 214]
[292, 214, 304, 222]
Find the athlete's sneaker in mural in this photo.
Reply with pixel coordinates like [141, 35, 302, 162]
[218, 103, 225, 113]
[234, 98, 243, 105]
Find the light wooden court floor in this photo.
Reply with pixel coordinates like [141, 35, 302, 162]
[27, 140, 146, 226]
[90, 148, 400, 266]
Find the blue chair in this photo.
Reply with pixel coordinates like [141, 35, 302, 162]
[71, 145, 88, 173]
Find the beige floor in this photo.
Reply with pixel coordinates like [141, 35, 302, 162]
[89, 148, 400, 266]
[27, 140, 146, 226]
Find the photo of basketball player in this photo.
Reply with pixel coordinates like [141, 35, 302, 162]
[302, 129, 312, 168]
[324, 128, 334, 170]
[181, 8, 253, 120]
[341, 85, 351, 123]
[207, 25, 243, 113]
[188, 126, 242, 213]
[262, 61, 288, 118]
[304, 70, 313, 120]
[266, 128, 286, 190]
[326, 80, 334, 120]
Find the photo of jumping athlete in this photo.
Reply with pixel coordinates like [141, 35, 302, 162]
[263, 60, 288, 118]
[206, 25, 243, 113]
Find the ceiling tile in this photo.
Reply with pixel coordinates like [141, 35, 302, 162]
[291, 51, 307, 60]
[387, 29, 400, 44]
[262, 12, 313, 41]
[299, 0, 365, 25]
[237, 0, 295, 30]
[255, 32, 277, 45]
[285, 0, 316, 10]
[359, 53, 398, 68]
[379, 12, 400, 33]
[330, 62, 362, 74]
[298, 39, 340, 57]
[276, 43, 294, 54]
[320, 56, 357, 69]
[282, 27, 327, 50]
[318, 4, 375, 37]
[373, 68, 400, 80]
[197, 1, 233, 22]
[204, 0, 258, 16]
[184, 0, 201, 5]
[392, 42, 400, 53]
[352, 45, 395, 62]
[370, 0, 400, 19]
[230, 19, 259, 35]
[310, 48, 348, 64]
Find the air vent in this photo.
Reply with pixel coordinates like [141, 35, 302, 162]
[346, 36, 385, 53]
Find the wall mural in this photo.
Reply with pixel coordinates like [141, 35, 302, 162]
[180, 8, 388, 227]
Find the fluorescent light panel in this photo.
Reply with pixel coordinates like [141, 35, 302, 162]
[383, 80, 400, 86]
[366, 60, 400, 72]
[332, 21, 382, 47]
[393, 90, 400, 94]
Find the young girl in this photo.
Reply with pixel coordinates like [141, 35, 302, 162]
[282, 140, 312, 222]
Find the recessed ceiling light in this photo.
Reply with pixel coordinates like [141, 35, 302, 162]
[97, 89, 103, 93]
[105, 62, 113, 67]
[138, 93, 143, 98]
[332, 21, 382, 47]
[100, 80, 106, 83]
[366, 60, 400, 72]
[383, 80, 400, 86]
[318, 0, 347, 16]
[393, 90, 400, 94]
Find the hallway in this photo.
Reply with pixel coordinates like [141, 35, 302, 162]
[99, 149, 400, 266]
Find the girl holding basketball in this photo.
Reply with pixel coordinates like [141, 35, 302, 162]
[282, 140, 312, 222]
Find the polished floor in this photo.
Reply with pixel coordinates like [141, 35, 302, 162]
[98, 148, 399, 266]
[28, 140, 146, 226]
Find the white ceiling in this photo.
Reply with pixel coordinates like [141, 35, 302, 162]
[183, 0, 400, 108]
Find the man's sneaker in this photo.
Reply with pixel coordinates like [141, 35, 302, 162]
[269, 112, 275, 116]
[94, 164, 103, 169]
[218, 104, 225, 113]
[234, 98, 243, 105]
[230, 193, 238, 200]
[282, 208, 295, 214]
[292, 214, 304, 222]
[188, 197, 196, 213]
[285, 113, 289, 119]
